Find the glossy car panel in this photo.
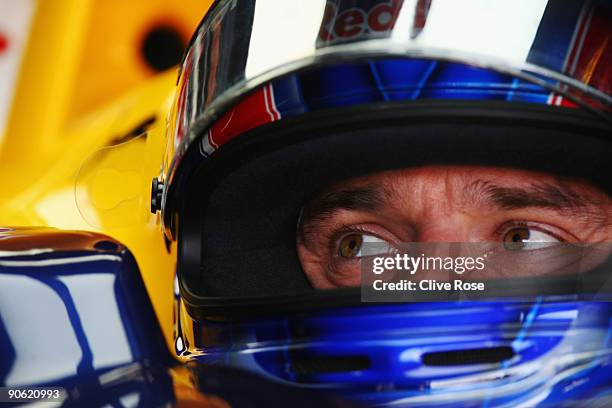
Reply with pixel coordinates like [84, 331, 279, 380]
[0, 228, 174, 405]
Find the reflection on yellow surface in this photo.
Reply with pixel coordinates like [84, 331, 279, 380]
[76, 135, 147, 229]
[36, 186, 101, 230]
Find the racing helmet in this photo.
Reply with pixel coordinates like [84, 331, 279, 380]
[158, 0, 612, 405]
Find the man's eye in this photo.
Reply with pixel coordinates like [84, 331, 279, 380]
[338, 233, 388, 258]
[502, 227, 560, 250]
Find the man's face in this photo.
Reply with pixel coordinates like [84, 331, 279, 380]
[297, 166, 612, 289]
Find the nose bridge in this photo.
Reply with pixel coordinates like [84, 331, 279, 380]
[415, 213, 474, 243]
[409, 172, 478, 242]
[417, 224, 466, 242]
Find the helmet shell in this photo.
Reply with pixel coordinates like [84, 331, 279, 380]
[159, 0, 612, 236]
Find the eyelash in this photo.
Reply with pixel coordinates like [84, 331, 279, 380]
[322, 220, 572, 281]
[494, 220, 569, 243]
[328, 220, 572, 256]
[329, 225, 386, 255]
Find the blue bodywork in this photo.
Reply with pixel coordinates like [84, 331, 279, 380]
[0, 227, 174, 407]
[0, 228, 351, 407]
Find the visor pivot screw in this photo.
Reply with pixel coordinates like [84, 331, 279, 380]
[151, 178, 165, 213]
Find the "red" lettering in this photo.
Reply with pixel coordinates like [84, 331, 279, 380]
[369, 0, 402, 31]
[319, 0, 404, 42]
[335, 8, 366, 38]
[318, 2, 338, 41]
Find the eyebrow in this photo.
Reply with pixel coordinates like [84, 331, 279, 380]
[309, 180, 596, 213]
[302, 184, 388, 221]
[466, 179, 609, 225]
[299, 177, 610, 236]
[297, 184, 389, 241]
[468, 180, 586, 210]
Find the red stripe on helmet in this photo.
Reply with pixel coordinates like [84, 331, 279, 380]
[208, 85, 279, 150]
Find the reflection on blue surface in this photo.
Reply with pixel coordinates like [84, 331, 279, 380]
[178, 295, 612, 406]
[273, 58, 553, 120]
[0, 228, 173, 407]
[0, 273, 84, 385]
[0, 230, 351, 407]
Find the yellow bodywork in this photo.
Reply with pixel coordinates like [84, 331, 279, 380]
[0, 0, 213, 352]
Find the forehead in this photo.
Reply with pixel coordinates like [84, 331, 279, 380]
[333, 165, 574, 186]
[318, 165, 612, 205]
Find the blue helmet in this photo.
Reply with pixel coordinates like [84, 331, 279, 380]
[161, 0, 612, 406]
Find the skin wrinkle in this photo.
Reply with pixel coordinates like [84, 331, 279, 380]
[465, 178, 611, 228]
[299, 184, 389, 244]
[302, 170, 611, 241]
[296, 166, 612, 289]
